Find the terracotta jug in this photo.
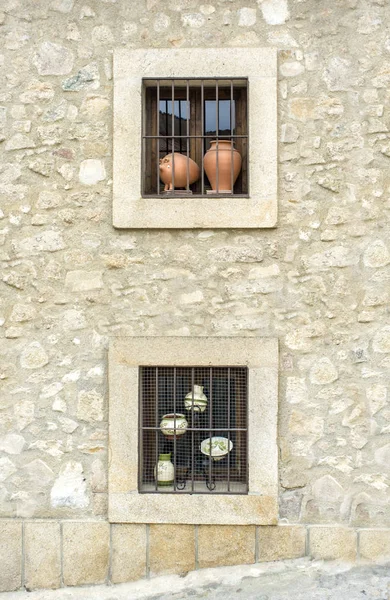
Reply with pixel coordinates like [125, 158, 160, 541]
[159, 153, 200, 191]
[203, 140, 242, 193]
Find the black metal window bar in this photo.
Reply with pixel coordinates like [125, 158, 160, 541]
[139, 366, 248, 494]
[142, 78, 248, 197]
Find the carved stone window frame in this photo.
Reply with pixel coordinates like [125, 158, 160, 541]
[108, 337, 278, 525]
[113, 48, 277, 229]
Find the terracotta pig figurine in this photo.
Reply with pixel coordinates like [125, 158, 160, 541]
[159, 153, 200, 191]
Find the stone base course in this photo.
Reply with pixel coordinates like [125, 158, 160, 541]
[198, 525, 256, 569]
[62, 522, 110, 586]
[150, 524, 195, 576]
[359, 529, 390, 563]
[308, 526, 357, 562]
[0, 522, 22, 592]
[25, 522, 61, 590]
[1, 521, 389, 592]
[258, 525, 306, 562]
[111, 524, 146, 584]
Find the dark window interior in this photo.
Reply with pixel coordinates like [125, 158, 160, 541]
[139, 366, 248, 494]
[142, 79, 248, 197]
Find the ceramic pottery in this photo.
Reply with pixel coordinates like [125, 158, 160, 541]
[203, 140, 242, 192]
[184, 384, 208, 413]
[154, 453, 174, 486]
[200, 436, 233, 461]
[160, 413, 188, 439]
[159, 153, 200, 191]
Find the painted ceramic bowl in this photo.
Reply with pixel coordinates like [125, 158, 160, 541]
[160, 413, 188, 439]
[200, 436, 233, 461]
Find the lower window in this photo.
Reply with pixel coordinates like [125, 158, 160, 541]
[139, 366, 248, 494]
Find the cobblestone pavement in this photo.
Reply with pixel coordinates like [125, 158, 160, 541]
[153, 564, 390, 600]
[3, 560, 390, 600]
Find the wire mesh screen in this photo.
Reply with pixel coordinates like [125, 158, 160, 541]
[139, 366, 248, 494]
[142, 78, 248, 197]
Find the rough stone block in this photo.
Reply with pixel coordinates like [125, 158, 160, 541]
[0, 521, 22, 592]
[63, 521, 109, 586]
[25, 522, 61, 590]
[65, 270, 103, 292]
[149, 524, 195, 576]
[359, 529, 390, 562]
[198, 525, 255, 569]
[258, 526, 306, 562]
[309, 526, 357, 561]
[111, 524, 146, 583]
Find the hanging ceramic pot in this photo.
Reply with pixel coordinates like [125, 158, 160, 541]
[184, 384, 208, 413]
[203, 140, 241, 192]
[160, 413, 188, 439]
[159, 153, 200, 191]
[154, 453, 174, 486]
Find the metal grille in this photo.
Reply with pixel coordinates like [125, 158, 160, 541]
[139, 366, 248, 494]
[142, 78, 249, 197]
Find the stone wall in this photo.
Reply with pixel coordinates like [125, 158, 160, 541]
[1, 0, 390, 589]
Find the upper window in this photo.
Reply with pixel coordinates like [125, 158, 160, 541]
[142, 79, 248, 197]
[113, 47, 277, 229]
